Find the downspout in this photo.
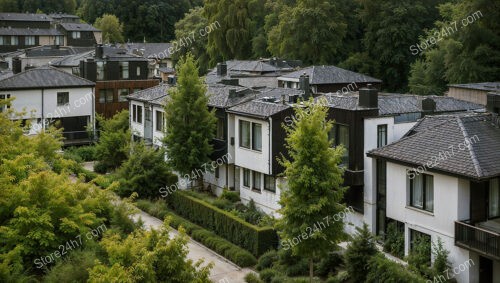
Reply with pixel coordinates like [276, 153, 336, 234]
[92, 86, 96, 140]
[41, 88, 44, 131]
[268, 116, 272, 175]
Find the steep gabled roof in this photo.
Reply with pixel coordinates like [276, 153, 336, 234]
[279, 65, 382, 85]
[127, 84, 171, 106]
[368, 113, 500, 180]
[0, 66, 94, 90]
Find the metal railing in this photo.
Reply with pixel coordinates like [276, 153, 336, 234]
[455, 220, 500, 260]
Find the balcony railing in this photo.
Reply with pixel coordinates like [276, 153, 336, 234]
[455, 220, 500, 260]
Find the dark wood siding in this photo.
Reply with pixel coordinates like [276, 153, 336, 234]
[271, 107, 295, 175]
[316, 82, 382, 94]
[470, 181, 488, 223]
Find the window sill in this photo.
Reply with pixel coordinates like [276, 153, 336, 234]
[238, 146, 262, 154]
[405, 206, 434, 216]
[263, 189, 276, 194]
[251, 189, 262, 194]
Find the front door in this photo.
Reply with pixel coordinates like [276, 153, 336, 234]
[479, 256, 493, 283]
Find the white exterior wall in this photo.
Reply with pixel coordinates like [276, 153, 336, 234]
[152, 104, 165, 147]
[385, 162, 477, 283]
[239, 175, 283, 216]
[2, 87, 94, 134]
[234, 116, 270, 174]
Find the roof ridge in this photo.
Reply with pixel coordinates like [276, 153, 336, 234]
[456, 116, 483, 178]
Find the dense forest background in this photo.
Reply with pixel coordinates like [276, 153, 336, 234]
[0, 0, 498, 93]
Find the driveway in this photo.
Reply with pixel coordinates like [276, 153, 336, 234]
[132, 211, 255, 283]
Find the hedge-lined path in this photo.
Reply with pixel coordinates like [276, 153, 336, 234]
[132, 210, 254, 283]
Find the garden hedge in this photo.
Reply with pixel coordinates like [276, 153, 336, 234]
[166, 192, 278, 256]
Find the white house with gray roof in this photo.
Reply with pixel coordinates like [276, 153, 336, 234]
[0, 66, 95, 145]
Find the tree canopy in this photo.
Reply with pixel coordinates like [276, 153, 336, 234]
[94, 14, 124, 44]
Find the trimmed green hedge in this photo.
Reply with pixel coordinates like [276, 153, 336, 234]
[136, 200, 257, 267]
[366, 254, 427, 283]
[166, 192, 278, 256]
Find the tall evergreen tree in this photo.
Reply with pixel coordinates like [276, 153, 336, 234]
[277, 100, 346, 282]
[345, 223, 379, 282]
[163, 54, 216, 186]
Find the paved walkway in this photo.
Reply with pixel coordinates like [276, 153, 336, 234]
[132, 211, 254, 283]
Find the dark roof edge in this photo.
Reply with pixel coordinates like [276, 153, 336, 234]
[226, 109, 269, 120]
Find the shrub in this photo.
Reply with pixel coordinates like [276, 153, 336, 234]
[432, 238, 450, 278]
[245, 273, 263, 283]
[220, 190, 240, 202]
[137, 200, 257, 267]
[93, 161, 108, 174]
[259, 269, 282, 283]
[94, 110, 130, 172]
[166, 192, 278, 256]
[43, 248, 100, 283]
[117, 143, 178, 199]
[64, 146, 97, 162]
[315, 252, 343, 277]
[408, 234, 432, 279]
[345, 223, 378, 282]
[212, 198, 233, 210]
[366, 254, 427, 283]
[256, 249, 279, 271]
[383, 221, 405, 258]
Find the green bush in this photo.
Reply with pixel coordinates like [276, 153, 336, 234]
[93, 161, 108, 174]
[366, 254, 427, 283]
[345, 223, 378, 282]
[256, 249, 278, 271]
[259, 269, 282, 283]
[138, 200, 257, 267]
[166, 192, 278, 256]
[245, 273, 263, 283]
[220, 190, 240, 202]
[383, 221, 405, 258]
[315, 252, 343, 277]
[64, 146, 97, 162]
[43, 248, 100, 283]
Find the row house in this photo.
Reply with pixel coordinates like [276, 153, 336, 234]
[0, 65, 95, 145]
[367, 94, 500, 283]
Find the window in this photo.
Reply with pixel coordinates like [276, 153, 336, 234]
[376, 160, 387, 236]
[120, 62, 129, 79]
[57, 92, 69, 106]
[216, 118, 224, 139]
[132, 105, 137, 122]
[72, 31, 81, 39]
[55, 35, 64, 45]
[96, 61, 105, 80]
[377, 124, 387, 148]
[155, 111, 164, 132]
[145, 109, 151, 122]
[239, 120, 251, 148]
[0, 36, 4, 45]
[253, 171, 261, 191]
[330, 123, 349, 165]
[252, 123, 262, 151]
[215, 167, 219, 178]
[264, 175, 276, 193]
[25, 36, 35, 46]
[136, 105, 143, 124]
[10, 36, 18, 45]
[118, 88, 129, 102]
[409, 173, 434, 212]
[239, 120, 262, 151]
[0, 94, 11, 112]
[99, 89, 113, 103]
[489, 178, 500, 218]
[136, 66, 141, 76]
[243, 168, 250, 187]
[395, 112, 421, 124]
[410, 229, 431, 265]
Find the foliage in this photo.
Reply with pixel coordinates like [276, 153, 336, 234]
[220, 190, 241, 202]
[87, 220, 212, 282]
[94, 14, 124, 43]
[277, 99, 346, 281]
[94, 110, 130, 173]
[136, 199, 258, 267]
[432, 238, 451, 278]
[345, 223, 378, 282]
[163, 54, 216, 180]
[167, 192, 278, 256]
[256, 249, 278, 271]
[383, 221, 405, 258]
[0, 0, 76, 13]
[366, 254, 427, 283]
[245, 272, 264, 283]
[42, 247, 101, 283]
[267, 0, 347, 65]
[409, 0, 500, 95]
[63, 146, 97, 163]
[408, 233, 432, 279]
[173, 7, 211, 74]
[116, 142, 178, 199]
[315, 252, 343, 278]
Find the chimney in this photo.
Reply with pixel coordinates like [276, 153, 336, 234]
[486, 93, 500, 115]
[228, 89, 238, 99]
[95, 44, 104, 59]
[299, 73, 311, 99]
[422, 97, 436, 112]
[217, 62, 227, 76]
[358, 84, 378, 108]
[12, 57, 22, 74]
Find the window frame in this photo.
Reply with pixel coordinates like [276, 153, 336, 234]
[408, 173, 434, 212]
[120, 62, 129, 79]
[238, 119, 262, 152]
[25, 36, 35, 46]
[0, 94, 11, 112]
[252, 122, 262, 151]
[155, 110, 164, 132]
[10, 36, 18, 45]
[264, 175, 276, 193]
[330, 123, 349, 166]
[489, 178, 500, 219]
[239, 120, 251, 149]
[243, 168, 250, 188]
[377, 124, 388, 148]
[118, 88, 129, 102]
[136, 105, 143, 124]
[56, 92, 69, 106]
[72, 31, 81, 39]
[252, 171, 262, 192]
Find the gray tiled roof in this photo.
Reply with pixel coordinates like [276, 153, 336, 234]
[122, 43, 173, 59]
[368, 113, 500, 180]
[280, 65, 381, 85]
[60, 23, 100, 32]
[0, 27, 62, 36]
[127, 84, 171, 106]
[320, 93, 483, 115]
[207, 84, 259, 108]
[449, 82, 500, 92]
[0, 66, 94, 90]
[50, 50, 93, 67]
[0, 13, 51, 22]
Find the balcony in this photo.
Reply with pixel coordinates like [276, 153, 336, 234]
[455, 220, 500, 260]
